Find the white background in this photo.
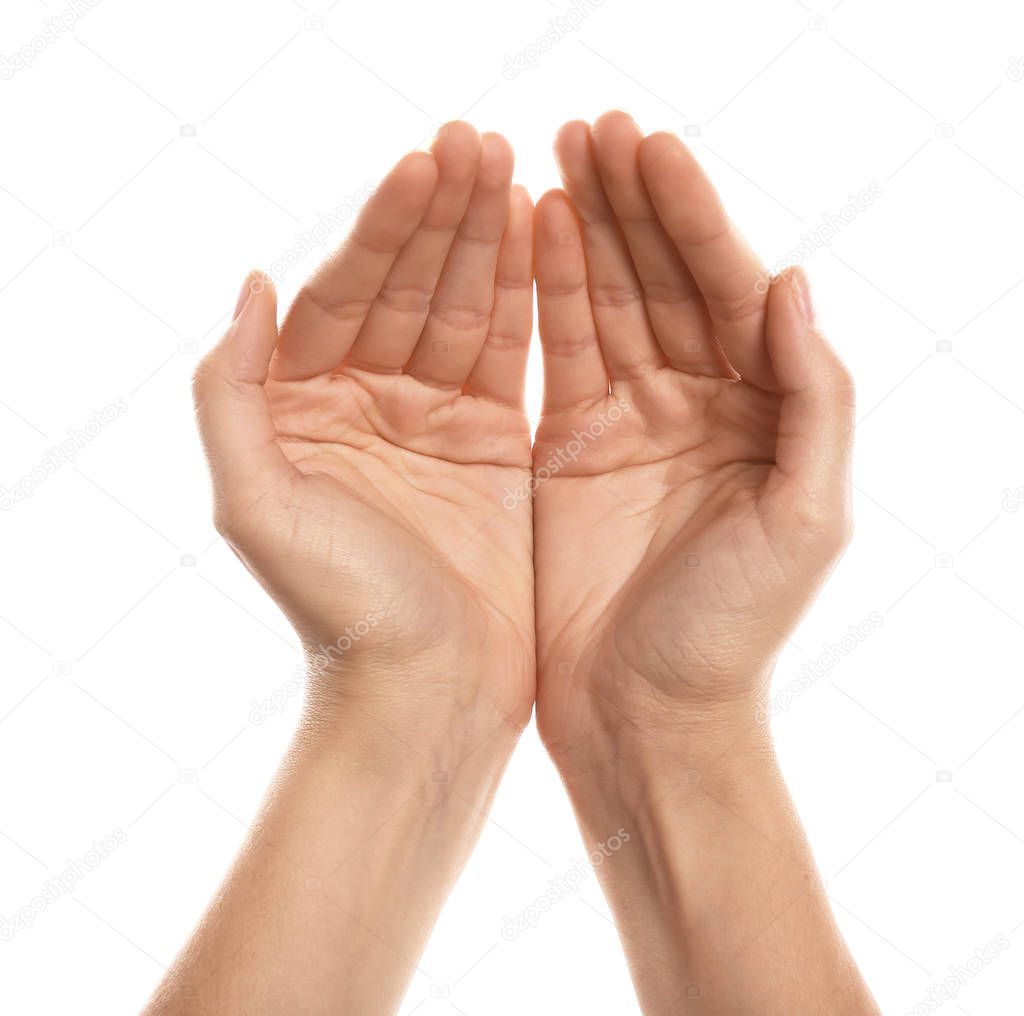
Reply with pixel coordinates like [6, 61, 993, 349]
[2, 0, 1024, 1012]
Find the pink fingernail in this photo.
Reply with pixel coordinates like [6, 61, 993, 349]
[232, 273, 254, 321]
[793, 269, 815, 326]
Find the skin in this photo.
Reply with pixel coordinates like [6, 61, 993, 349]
[148, 122, 537, 1015]
[146, 112, 878, 1014]
[532, 112, 878, 1013]
[533, 112, 855, 758]
[192, 123, 536, 750]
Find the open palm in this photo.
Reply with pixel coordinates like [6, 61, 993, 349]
[193, 123, 536, 737]
[531, 114, 854, 768]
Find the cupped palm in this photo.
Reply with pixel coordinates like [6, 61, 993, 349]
[530, 113, 853, 764]
[194, 123, 537, 736]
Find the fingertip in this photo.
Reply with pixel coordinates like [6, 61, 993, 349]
[534, 188, 578, 248]
[773, 266, 814, 336]
[510, 182, 533, 209]
[228, 271, 278, 384]
[592, 109, 640, 137]
[507, 185, 534, 234]
[481, 131, 513, 163]
[479, 131, 515, 188]
[638, 131, 685, 171]
[767, 266, 849, 392]
[555, 123, 613, 223]
[788, 265, 816, 327]
[535, 187, 574, 218]
[554, 120, 590, 165]
[434, 119, 480, 143]
[639, 131, 706, 193]
[199, 272, 278, 393]
[371, 151, 438, 231]
[432, 119, 482, 175]
[232, 269, 275, 326]
[505, 187, 535, 275]
[394, 149, 439, 197]
[248, 268, 276, 301]
[555, 119, 589, 144]
[590, 111, 643, 181]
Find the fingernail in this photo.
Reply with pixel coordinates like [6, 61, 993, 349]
[232, 272, 255, 321]
[792, 268, 815, 326]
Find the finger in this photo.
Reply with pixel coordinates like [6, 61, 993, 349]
[639, 132, 775, 390]
[407, 132, 514, 389]
[534, 188, 608, 414]
[272, 152, 437, 381]
[764, 267, 854, 530]
[589, 111, 732, 378]
[346, 121, 482, 373]
[194, 273, 297, 519]
[464, 185, 534, 407]
[554, 120, 662, 380]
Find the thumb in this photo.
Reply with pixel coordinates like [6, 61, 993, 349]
[763, 266, 855, 540]
[192, 272, 296, 526]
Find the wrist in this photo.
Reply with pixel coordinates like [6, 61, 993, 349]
[294, 689, 523, 811]
[159, 687, 521, 1016]
[552, 716, 857, 1016]
[545, 680, 774, 806]
[564, 725, 780, 822]
[302, 644, 531, 765]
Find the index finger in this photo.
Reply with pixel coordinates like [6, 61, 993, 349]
[638, 132, 776, 391]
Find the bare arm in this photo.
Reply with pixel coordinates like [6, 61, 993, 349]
[532, 110, 878, 1014]
[144, 122, 535, 1014]
[560, 721, 877, 1013]
[143, 714, 517, 1015]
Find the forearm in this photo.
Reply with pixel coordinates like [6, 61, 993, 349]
[558, 711, 879, 1015]
[143, 700, 518, 1015]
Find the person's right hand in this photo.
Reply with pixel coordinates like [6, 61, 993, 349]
[192, 122, 536, 751]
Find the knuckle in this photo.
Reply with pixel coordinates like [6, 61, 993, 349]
[495, 272, 532, 292]
[429, 302, 493, 333]
[377, 282, 434, 316]
[708, 287, 765, 327]
[484, 328, 527, 352]
[305, 286, 372, 323]
[537, 279, 586, 299]
[590, 281, 644, 309]
[543, 330, 601, 358]
[641, 280, 700, 307]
